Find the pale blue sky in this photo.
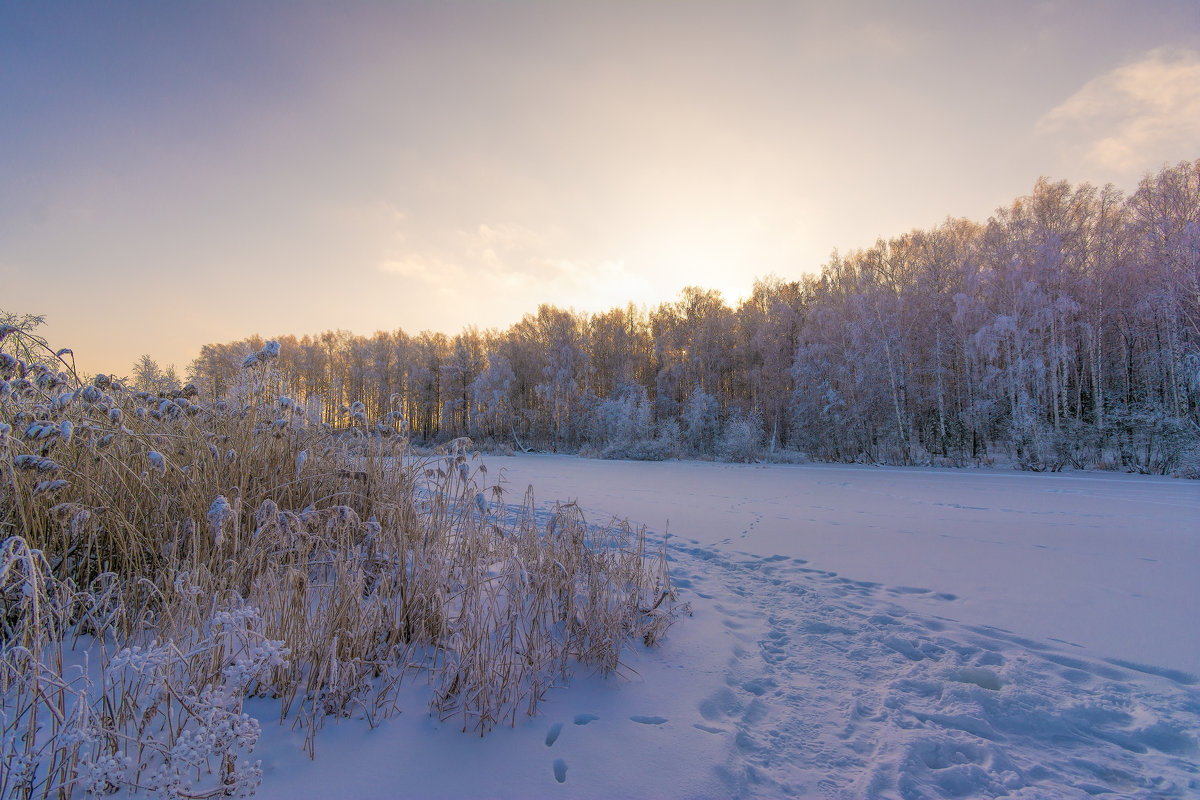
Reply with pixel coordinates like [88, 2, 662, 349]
[3, 1, 1198, 376]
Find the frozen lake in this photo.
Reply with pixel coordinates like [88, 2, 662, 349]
[494, 456, 1200, 675]
[256, 457, 1200, 799]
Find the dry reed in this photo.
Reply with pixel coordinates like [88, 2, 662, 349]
[0, 328, 683, 799]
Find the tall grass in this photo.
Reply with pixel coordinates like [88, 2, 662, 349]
[0, 328, 683, 798]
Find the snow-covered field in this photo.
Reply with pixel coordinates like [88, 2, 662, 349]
[253, 456, 1200, 799]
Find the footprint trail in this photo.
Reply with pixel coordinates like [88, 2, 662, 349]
[671, 540, 1200, 799]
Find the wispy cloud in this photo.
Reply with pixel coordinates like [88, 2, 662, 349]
[378, 218, 554, 283]
[373, 198, 803, 323]
[1038, 48, 1200, 174]
[375, 217, 647, 316]
[378, 256, 438, 280]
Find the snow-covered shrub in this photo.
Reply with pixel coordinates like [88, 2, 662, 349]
[1106, 406, 1198, 475]
[613, 418, 681, 461]
[1009, 396, 1053, 471]
[1174, 444, 1200, 479]
[718, 412, 763, 462]
[588, 384, 649, 448]
[762, 448, 810, 464]
[589, 384, 679, 460]
[683, 387, 721, 454]
[1051, 419, 1099, 471]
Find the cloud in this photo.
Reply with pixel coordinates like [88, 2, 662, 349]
[1037, 48, 1200, 175]
[377, 257, 432, 279]
[377, 253, 465, 298]
[375, 214, 662, 321]
[477, 222, 542, 248]
[380, 218, 570, 285]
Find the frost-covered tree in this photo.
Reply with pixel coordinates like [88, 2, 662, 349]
[683, 386, 721, 454]
[181, 160, 1198, 472]
[470, 353, 516, 441]
[132, 354, 182, 395]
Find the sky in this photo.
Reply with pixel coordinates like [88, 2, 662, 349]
[3, 1, 1199, 378]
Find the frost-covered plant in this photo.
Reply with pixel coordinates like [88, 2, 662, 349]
[683, 387, 721, 454]
[1, 554, 282, 799]
[717, 411, 763, 462]
[1, 324, 684, 794]
[589, 385, 680, 461]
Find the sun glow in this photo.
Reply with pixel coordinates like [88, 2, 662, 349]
[633, 220, 771, 306]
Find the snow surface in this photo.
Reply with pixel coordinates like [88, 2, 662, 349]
[252, 457, 1199, 799]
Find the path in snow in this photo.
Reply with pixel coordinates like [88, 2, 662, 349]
[660, 537, 1199, 798]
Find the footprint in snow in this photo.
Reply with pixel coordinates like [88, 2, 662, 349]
[545, 722, 563, 747]
[630, 715, 669, 725]
[573, 713, 599, 725]
[552, 758, 567, 783]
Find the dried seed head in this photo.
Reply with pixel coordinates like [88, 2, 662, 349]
[49, 501, 87, 523]
[327, 505, 360, 532]
[257, 340, 281, 360]
[34, 479, 69, 496]
[208, 495, 233, 546]
[25, 422, 56, 440]
[255, 498, 279, 525]
[14, 454, 61, 472]
[52, 390, 75, 411]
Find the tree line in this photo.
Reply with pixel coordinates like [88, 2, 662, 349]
[179, 160, 1199, 473]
